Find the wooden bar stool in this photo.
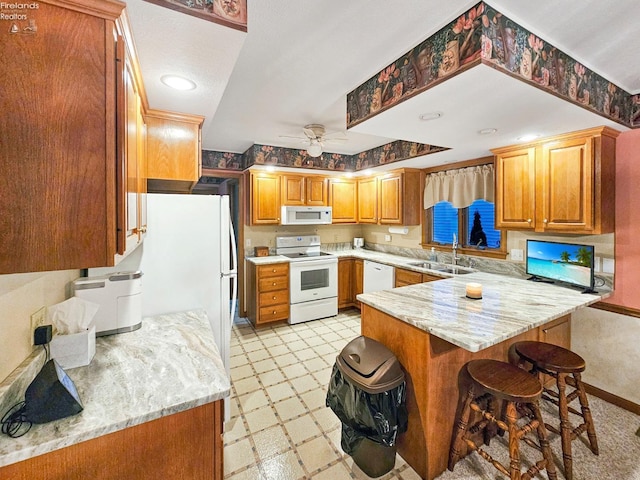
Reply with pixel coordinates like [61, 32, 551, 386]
[511, 341, 598, 480]
[449, 359, 557, 480]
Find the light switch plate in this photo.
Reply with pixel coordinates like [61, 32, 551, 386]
[384, 234, 391, 242]
[594, 256, 602, 272]
[510, 249, 524, 261]
[602, 258, 615, 274]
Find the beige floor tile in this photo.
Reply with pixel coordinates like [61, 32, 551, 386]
[312, 369, 332, 387]
[294, 348, 318, 361]
[231, 364, 254, 381]
[265, 382, 296, 403]
[274, 353, 299, 368]
[279, 332, 301, 343]
[303, 357, 329, 372]
[325, 424, 343, 453]
[223, 416, 249, 444]
[291, 374, 320, 394]
[257, 369, 286, 387]
[238, 389, 269, 413]
[274, 396, 307, 421]
[268, 344, 290, 356]
[259, 450, 305, 480]
[296, 436, 340, 474]
[261, 336, 284, 347]
[281, 363, 307, 379]
[286, 339, 308, 351]
[284, 413, 322, 445]
[313, 461, 354, 480]
[247, 349, 270, 362]
[312, 407, 341, 432]
[252, 358, 277, 374]
[233, 376, 261, 395]
[229, 396, 241, 419]
[223, 437, 255, 475]
[225, 465, 264, 480]
[309, 325, 333, 335]
[244, 405, 279, 433]
[230, 354, 250, 368]
[304, 335, 326, 347]
[252, 425, 292, 461]
[242, 339, 265, 352]
[300, 388, 327, 411]
[312, 343, 336, 356]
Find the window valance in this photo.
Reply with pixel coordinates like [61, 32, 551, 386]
[423, 164, 494, 209]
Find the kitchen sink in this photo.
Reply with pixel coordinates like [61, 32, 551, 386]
[407, 262, 473, 275]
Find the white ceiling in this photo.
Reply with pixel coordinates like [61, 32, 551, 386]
[126, 0, 638, 168]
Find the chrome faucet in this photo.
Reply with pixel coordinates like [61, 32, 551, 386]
[452, 233, 460, 265]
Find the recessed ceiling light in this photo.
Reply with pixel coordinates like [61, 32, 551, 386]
[160, 75, 197, 91]
[518, 134, 539, 142]
[478, 128, 497, 135]
[418, 111, 443, 121]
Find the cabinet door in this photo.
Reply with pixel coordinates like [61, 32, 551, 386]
[338, 258, 354, 308]
[124, 53, 140, 252]
[306, 176, 328, 205]
[540, 137, 594, 232]
[251, 174, 281, 224]
[0, 3, 117, 273]
[353, 259, 364, 308]
[378, 174, 402, 224]
[357, 177, 378, 223]
[539, 315, 571, 349]
[395, 267, 422, 287]
[281, 174, 305, 205]
[329, 179, 358, 223]
[495, 147, 537, 230]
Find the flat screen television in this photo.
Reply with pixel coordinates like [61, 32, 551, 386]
[526, 240, 596, 293]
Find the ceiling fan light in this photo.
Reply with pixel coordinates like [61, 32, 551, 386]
[306, 143, 323, 157]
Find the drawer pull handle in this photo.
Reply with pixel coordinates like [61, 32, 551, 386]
[527, 218, 532, 223]
[272, 310, 277, 314]
[272, 296, 277, 300]
[272, 282, 276, 286]
[272, 269, 277, 272]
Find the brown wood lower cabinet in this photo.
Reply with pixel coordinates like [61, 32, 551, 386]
[0, 401, 223, 480]
[395, 268, 443, 287]
[338, 258, 354, 308]
[361, 306, 571, 480]
[247, 262, 290, 325]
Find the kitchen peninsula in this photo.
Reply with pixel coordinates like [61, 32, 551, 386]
[0, 310, 230, 480]
[357, 272, 608, 480]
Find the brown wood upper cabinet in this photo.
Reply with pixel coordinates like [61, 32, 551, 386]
[0, 0, 140, 274]
[145, 110, 204, 194]
[249, 172, 281, 225]
[329, 178, 358, 223]
[493, 126, 618, 234]
[281, 174, 328, 206]
[357, 169, 421, 225]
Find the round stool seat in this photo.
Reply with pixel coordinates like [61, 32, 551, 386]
[515, 341, 585, 373]
[466, 359, 542, 402]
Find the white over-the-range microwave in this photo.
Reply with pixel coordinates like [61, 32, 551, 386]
[280, 205, 332, 225]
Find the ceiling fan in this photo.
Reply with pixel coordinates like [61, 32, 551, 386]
[279, 124, 347, 157]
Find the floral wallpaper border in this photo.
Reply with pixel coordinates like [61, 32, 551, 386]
[347, 2, 639, 129]
[201, 139, 448, 174]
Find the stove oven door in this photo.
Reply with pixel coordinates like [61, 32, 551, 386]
[289, 258, 338, 304]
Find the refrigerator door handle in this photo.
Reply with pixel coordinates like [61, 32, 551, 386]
[228, 205, 238, 275]
[229, 272, 238, 327]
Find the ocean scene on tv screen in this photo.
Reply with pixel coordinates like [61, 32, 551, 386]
[527, 241, 593, 287]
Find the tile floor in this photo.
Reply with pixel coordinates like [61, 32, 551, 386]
[224, 309, 421, 480]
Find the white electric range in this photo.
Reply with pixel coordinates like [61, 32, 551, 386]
[276, 235, 338, 324]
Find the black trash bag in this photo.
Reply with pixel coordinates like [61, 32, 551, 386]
[326, 363, 408, 455]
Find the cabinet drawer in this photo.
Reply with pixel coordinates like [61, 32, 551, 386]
[259, 303, 289, 323]
[259, 290, 289, 307]
[259, 276, 289, 292]
[258, 263, 289, 278]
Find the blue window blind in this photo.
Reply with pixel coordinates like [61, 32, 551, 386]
[432, 201, 458, 244]
[467, 199, 501, 248]
[432, 200, 501, 249]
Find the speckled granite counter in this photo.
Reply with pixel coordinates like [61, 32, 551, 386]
[0, 309, 230, 468]
[357, 271, 609, 352]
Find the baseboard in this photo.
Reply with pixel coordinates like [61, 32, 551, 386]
[584, 382, 640, 415]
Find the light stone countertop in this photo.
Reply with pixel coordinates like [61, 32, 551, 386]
[246, 255, 289, 265]
[357, 271, 610, 353]
[0, 309, 230, 468]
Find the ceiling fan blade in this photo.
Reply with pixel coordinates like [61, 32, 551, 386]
[302, 127, 317, 139]
[278, 135, 307, 141]
[324, 137, 348, 144]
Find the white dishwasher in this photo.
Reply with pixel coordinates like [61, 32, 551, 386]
[363, 260, 395, 293]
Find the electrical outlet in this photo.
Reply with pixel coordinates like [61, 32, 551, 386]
[384, 234, 392, 242]
[245, 238, 251, 247]
[510, 249, 524, 261]
[30, 307, 46, 345]
[334, 234, 338, 242]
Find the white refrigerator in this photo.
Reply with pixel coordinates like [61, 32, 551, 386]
[140, 194, 237, 374]
[93, 193, 238, 377]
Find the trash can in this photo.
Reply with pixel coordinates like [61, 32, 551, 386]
[326, 335, 407, 477]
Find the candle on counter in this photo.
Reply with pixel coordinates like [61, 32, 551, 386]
[466, 282, 482, 299]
